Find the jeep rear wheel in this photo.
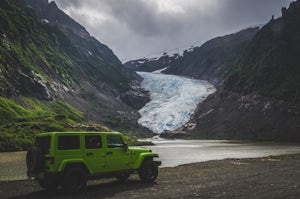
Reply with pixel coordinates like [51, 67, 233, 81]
[26, 147, 43, 173]
[138, 159, 158, 183]
[62, 168, 87, 193]
[38, 179, 58, 190]
[116, 173, 130, 181]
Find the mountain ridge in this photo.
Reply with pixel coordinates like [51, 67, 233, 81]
[0, 0, 151, 151]
[124, 27, 259, 84]
[126, 0, 300, 141]
[163, 1, 300, 141]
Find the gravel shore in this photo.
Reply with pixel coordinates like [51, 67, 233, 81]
[1, 154, 299, 199]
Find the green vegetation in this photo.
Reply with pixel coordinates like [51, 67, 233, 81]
[0, 0, 77, 95]
[0, 97, 83, 151]
[0, 96, 150, 151]
[0, 94, 148, 152]
[0, 0, 143, 152]
[0, 0, 132, 94]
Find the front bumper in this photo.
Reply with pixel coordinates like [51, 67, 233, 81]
[154, 161, 162, 166]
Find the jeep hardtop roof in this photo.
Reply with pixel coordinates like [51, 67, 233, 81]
[36, 131, 121, 137]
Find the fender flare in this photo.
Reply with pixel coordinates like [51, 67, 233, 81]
[58, 159, 92, 174]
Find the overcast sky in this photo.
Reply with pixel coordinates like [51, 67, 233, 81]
[52, 0, 293, 62]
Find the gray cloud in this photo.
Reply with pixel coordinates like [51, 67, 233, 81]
[53, 0, 293, 61]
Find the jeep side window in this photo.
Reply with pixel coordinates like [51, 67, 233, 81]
[85, 136, 102, 149]
[58, 136, 80, 150]
[107, 135, 124, 148]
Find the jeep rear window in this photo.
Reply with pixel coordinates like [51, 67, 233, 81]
[35, 136, 51, 154]
[58, 136, 80, 150]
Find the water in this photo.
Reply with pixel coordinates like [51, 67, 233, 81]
[1, 140, 299, 181]
[137, 72, 215, 133]
[144, 139, 300, 167]
[0, 151, 26, 181]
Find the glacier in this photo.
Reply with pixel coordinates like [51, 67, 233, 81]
[137, 71, 216, 134]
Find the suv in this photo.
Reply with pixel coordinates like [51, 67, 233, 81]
[26, 132, 161, 193]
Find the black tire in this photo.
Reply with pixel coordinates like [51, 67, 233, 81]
[62, 168, 87, 193]
[38, 179, 58, 190]
[116, 173, 130, 181]
[138, 159, 158, 183]
[26, 147, 44, 173]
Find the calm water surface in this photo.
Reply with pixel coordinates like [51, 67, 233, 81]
[144, 139, 300, 167]
[1, 140, 300, 181]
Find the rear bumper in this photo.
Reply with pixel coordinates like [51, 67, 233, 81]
[27, 171, 44, 179]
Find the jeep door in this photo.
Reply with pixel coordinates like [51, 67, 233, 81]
[83, 135, 106, 174]
[105, 135, 131, 171]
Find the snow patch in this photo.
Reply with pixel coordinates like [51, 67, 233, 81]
[137, 60, 146, 64]
[152, 67, 168, 74]
[186, 47, 195, 53]
[149, 57, 160, 61]
[41, 19, 49, 24]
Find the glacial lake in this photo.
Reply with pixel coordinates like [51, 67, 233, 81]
[144, 139, 300, 167]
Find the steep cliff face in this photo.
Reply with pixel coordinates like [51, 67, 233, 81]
[167, 88, 300, 141]
[226, 2, 300, 102]
[0, 0, 151, 151]
[26, 0, 129, 90]
[171, 1, 300, 141]
[125, 27, 259, 84]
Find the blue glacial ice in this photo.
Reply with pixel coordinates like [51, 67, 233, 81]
[137, 71, 216, 134]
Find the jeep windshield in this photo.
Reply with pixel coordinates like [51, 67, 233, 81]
[35, 136, 51, 154]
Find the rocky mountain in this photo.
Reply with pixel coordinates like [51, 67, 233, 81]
[126, 1, 300, 141]
[124, 53, 181, 73]
[0, 0, 150, 151]
[125, 27, 259, 84]
[163, 1, 300, 141]
[27, 0, 121, 67]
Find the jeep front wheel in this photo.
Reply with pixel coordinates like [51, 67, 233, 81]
[138, 159, 158, 183]
[62, 168, 87, 193]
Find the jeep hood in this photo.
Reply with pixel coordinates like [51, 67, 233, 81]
[128, 147, 152, 153]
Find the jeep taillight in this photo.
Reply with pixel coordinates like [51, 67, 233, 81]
[47, 157, 55, 164]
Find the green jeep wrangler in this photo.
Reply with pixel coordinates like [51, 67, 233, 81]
[26, 132, 161, 192]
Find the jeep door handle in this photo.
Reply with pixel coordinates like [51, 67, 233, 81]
[106, 151, 113, 155]
[86, 152, 93, 156]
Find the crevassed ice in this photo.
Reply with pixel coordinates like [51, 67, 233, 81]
[137, 72, 216, 134]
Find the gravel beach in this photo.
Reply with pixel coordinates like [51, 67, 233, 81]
[1, 153, 299, 199]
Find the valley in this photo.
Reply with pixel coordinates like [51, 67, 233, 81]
[0, 0, 300, 198]
[0, 0, 299, 149]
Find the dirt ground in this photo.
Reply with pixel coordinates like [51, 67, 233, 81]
[1, 154, 299, 199]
